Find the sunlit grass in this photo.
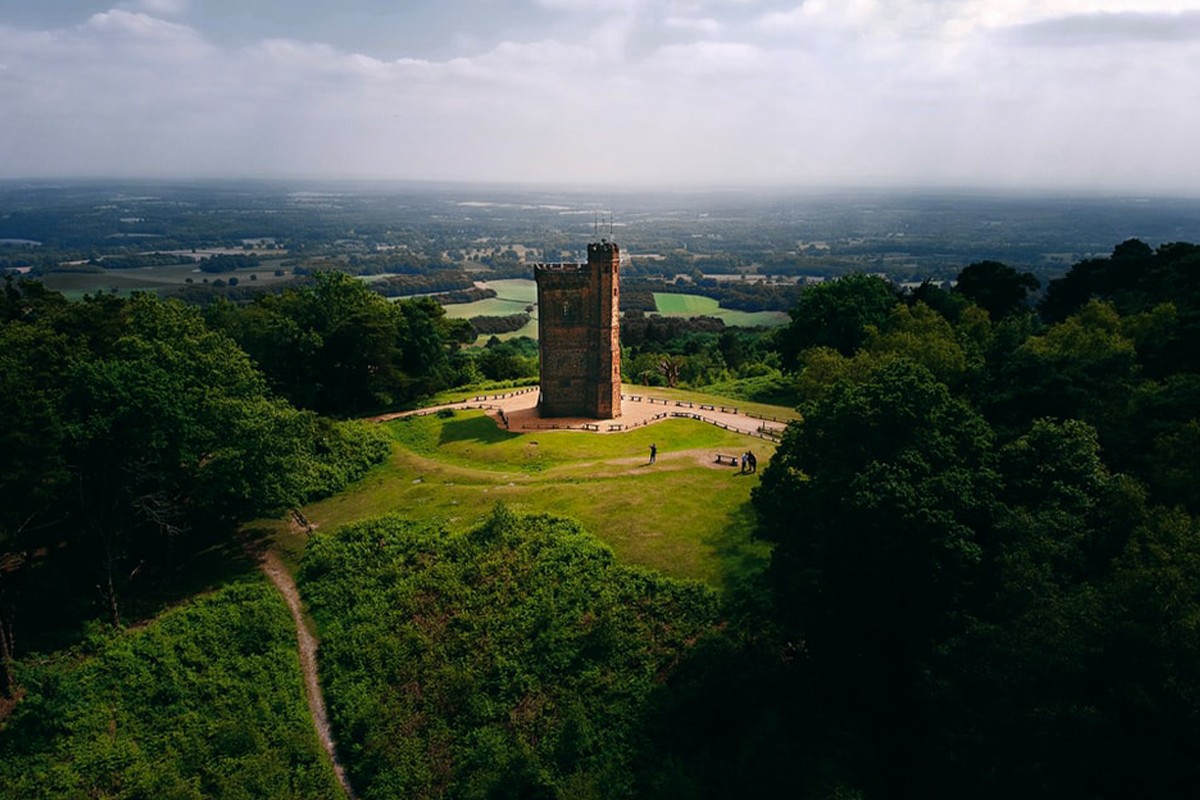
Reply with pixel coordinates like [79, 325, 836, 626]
[265, 409, 782, 591]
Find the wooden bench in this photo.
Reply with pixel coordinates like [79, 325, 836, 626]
[715, 453, 741, 467]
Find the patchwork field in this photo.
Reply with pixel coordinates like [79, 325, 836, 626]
[652, 292, 790, 327]
[442, 278, 539, 339]
[38, 259, 294, 299]
[439, 280, 789, 342]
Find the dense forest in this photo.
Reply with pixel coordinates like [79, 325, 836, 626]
[674, 240, 1200, 797]
[3, 237, 1200, 797]
[0, 272, 475, 696]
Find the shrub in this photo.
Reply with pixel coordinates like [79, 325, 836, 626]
[299, 509, 720, 799]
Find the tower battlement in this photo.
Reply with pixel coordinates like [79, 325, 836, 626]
[535, 241, 621, 419]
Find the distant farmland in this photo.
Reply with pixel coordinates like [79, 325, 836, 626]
[440, 281, 789, 342]
[652, 292, 789, 327]
[441, 279, 538, 340]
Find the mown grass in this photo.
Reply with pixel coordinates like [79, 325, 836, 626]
[266, 409, 781, 591]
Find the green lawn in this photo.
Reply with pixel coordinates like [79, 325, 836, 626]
[652, 292, 789, 328]
[265, 410, 778, 591]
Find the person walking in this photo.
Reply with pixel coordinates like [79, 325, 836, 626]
[649, 443, 657, 464]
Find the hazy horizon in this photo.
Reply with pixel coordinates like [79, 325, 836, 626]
[3, 2, 1199, 195]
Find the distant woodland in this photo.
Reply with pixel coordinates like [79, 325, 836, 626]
[3, 237, 1200, 797]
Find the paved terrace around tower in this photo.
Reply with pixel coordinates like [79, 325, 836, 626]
[372, 386, 790, 442]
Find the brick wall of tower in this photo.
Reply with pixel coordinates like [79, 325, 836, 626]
[535, 241, 622, 419]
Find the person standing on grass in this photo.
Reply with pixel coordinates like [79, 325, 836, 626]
[748, 451, 757, 473]
[649, 443, 657, 464]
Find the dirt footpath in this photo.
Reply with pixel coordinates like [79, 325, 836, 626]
[259, 551, 357, 800]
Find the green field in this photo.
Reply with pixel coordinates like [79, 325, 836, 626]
[652, 292, 790, 327]
[442, 278, 539, 340]
[264, 409, 781, 591]
[439, 281, 791, 342]
[39, 259, 293, 299]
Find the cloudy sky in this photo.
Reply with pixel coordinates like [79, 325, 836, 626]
[2, 1, 1199, 192]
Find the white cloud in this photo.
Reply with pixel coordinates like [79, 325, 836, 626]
[664, 15, 722, 34]
[119, 0, 191, 16]
[0, 2, 1197, 192]
[81, 9, 210, 57]
[948, 1, 1200, 36]
[1001, 10, 1200, 46]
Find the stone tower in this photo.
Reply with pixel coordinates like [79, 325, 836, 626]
[535, 241, 622, 419]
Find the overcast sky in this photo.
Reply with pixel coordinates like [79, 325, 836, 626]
[2, 1, 1199, 192]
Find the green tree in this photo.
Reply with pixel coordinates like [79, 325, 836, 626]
[211, 272, 460, 415]
[62, 295, 293, 625]
[934, 422, 1200, 797]
[0, 318, 71, 697]
[864, 301, 969, 387]
[989, 300, 1137, 435]
[791, 346, 876, 406]
[952, 260, 1039, 321]
[905, 278, 969, 322]
[753, 359, 996, 795]
[777, 273, 898, 366]
[0, 285, 394, 646]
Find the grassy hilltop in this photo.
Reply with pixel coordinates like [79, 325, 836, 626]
[261, 407, 783, 592]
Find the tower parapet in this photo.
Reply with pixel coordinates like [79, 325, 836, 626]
[535, 241, 621, 419]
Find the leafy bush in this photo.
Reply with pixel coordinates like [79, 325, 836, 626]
[199, 253, 260, 273]
[299, 508, 720, 800]
[0, 581, 341, 799]
[296, 416, 393, 501]
[469, 312, 531, 335]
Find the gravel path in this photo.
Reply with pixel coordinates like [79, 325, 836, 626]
[259, 551, 357, 800]
[372, 386, 788, 440]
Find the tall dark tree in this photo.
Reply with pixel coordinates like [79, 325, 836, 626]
[905, 278, 969, 322]
[2, 287, 389, 642]
[61, 295, 307, 625]
[952, 260, 1039, 320]
[753, 358, 996, 796]
[987, 300, 1138, 438]
[210, 271, 464, 415]
[933, 421, 1200, 798]
[0, 315, 71, 697]
[1038, 238, 1158, 323]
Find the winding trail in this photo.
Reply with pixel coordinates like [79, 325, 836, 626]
[258, 387, 783, 798]
[259, 550, 358, 800]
